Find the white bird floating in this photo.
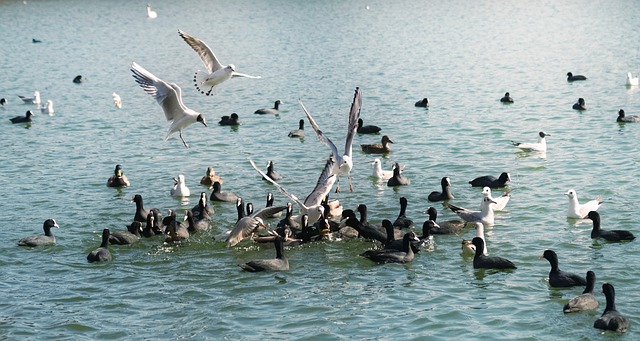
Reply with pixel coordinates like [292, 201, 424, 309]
[512, 131, 550, 153]
[130, 62, 208, 148]
[170, 174, 190, 197]
[40, 100, 54, 115]
[178, 30, 261, 96]
[564, 189, 602, 219]
[371, 158, 394, 180]
[18, 91, 40, 106]
[482, 187, 510, 211]
[146, 3, 157, 19]
[626, 72, 639, 86]
[112, 92, 122, 109]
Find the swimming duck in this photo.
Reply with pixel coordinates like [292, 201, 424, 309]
[109, 222, 142, 245]
[572, 98, 587, 110]
[567, 72, 587, 82]
[106, 164, 131, 188]
[426, 206, 466, 232]
[361, 135, 393, 154]
[387, 162, 410, 186]
[616, 109, 640, 123]
[17, 219, 59, 247]
[264, 160, 282, 181]
[392, 197, 413, 229]
[131, 194, 151, 223]
[219, 113, 240, 126]
[414, 98, 429, 108]
[428, 177, 454, 202]
[288, 119, 305, 138]
[362, 232, 419, 264]
[472, 237, 516, 269]
[87, 229, 112, 262]
[239, 236, 289, 272]
[10, 110, 33, 124]
[357, 118, 381, 134]
[541, 249, 586, 288]
[500, 92, 514, 103]
[191, 192, 214, 220]
[209, 181, 239, 202]
[200, 166, 223, 186]
[563, 271, 599, 313]
[73, 75, 87, 84]
[587, 211, 635, 242]
[254, 100, 282, 115]
[469, 172, 510, 188]
[593, 283, 630, 332]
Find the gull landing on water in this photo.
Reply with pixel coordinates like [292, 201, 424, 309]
[130, 62, 208, 148]
[299, 87, 362, 192]
[178, 30, 261, 96]
[249, 158, 336, 224]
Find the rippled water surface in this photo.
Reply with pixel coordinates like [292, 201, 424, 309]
[2, 0, 640, 339]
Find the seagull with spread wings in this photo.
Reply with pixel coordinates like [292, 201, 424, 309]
[178, 30, 261, 96]
[130, 62, 208, 148]
[250, 158, 335, 224]
[299, 87, 361, 192]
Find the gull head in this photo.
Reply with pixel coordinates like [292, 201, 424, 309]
[564, 189, 576, 199]
[227, 64, 236, 72]
[482, 187, 491, 197]
[197, 114, 208, 127]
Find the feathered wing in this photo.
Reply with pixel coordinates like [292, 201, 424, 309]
[231, 72, 261, 79]
[227, 216, 263, 247]
[299, 100, 340, 159]
[343, 87, 362, 158]
[249, 159, 308, 210]
[178, 30, 222, 73]
[252, 205, 288, 220]
[304, 158, 337, 207]
[130, 62, 184, 122]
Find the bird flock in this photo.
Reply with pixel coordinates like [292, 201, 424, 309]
[6, 4, 640, 335]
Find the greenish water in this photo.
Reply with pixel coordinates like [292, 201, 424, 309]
[1, 0, 640, 339]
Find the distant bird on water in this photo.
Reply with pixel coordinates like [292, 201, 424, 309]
[357, 118, 381, 134]
[18, 91, 40, 106]
[415, 98, 429, 108]
[361, 135, 393, 154]
[255, 100, 283, 115]
[572, 98, 587, 110]
[146, 3, 157, 19]
[40, 100, 54, 115]
[107, 164, 131, 187]
[10, 110, 33, 124]
[288, 119, 305, 138]
[616, 109, 640, 123]
[178, 30, 260, 96]
[73, 75, 87, 83]
[0, 98, 6, 107]
[567, 72, 587, 82]
[500, 92, 513, 103]
[131, 62, 208, 148]
[112, 92, 122, 109]
[512, 131, 549, 153]
[626, 72, 639, 86]
[219, 113, 240, 126]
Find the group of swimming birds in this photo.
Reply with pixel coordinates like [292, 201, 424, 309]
[9, 24, 637, 332]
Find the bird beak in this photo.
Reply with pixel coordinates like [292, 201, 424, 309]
[201, 121, 208, 127]
[54, 223, 60, 228]
[173, 177, 178, 184]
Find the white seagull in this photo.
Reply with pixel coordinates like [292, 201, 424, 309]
[112, 92, 122, 109]
[482, 187, 510, 211]
[250, 158, 335, 224]
[299, 87, 362, 192]
[626, 72, 639, 86]
[170, 174, 190, 197]
[371, 158, 394, 180]
[226, 204, 286, 247]
[512, 131, 550, 152]
[40, 100, 54, 115]
[178, 30, 261, 96]
[564, 189, 602, 219]
[130, 62, 208, 148]
[18, 91, 40, 106]
[447, 196, 497, 225]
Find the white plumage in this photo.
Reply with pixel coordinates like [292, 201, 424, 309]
[130, 62, 208, 148]
[564, 189, 602, 219]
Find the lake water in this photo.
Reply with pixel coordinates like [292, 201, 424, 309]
[2, 0, 640, 339]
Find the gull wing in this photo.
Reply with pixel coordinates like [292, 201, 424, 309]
[299, 100, 340, 159]
[304, 158, 337, 207]
[249, 159, 308, 210]
[231, 72, 261, 79]
[344, 87, 362, 158]
[252, 205, 287, 220]
[178, 30, 223, 73]
[131, 62, 185, 122]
